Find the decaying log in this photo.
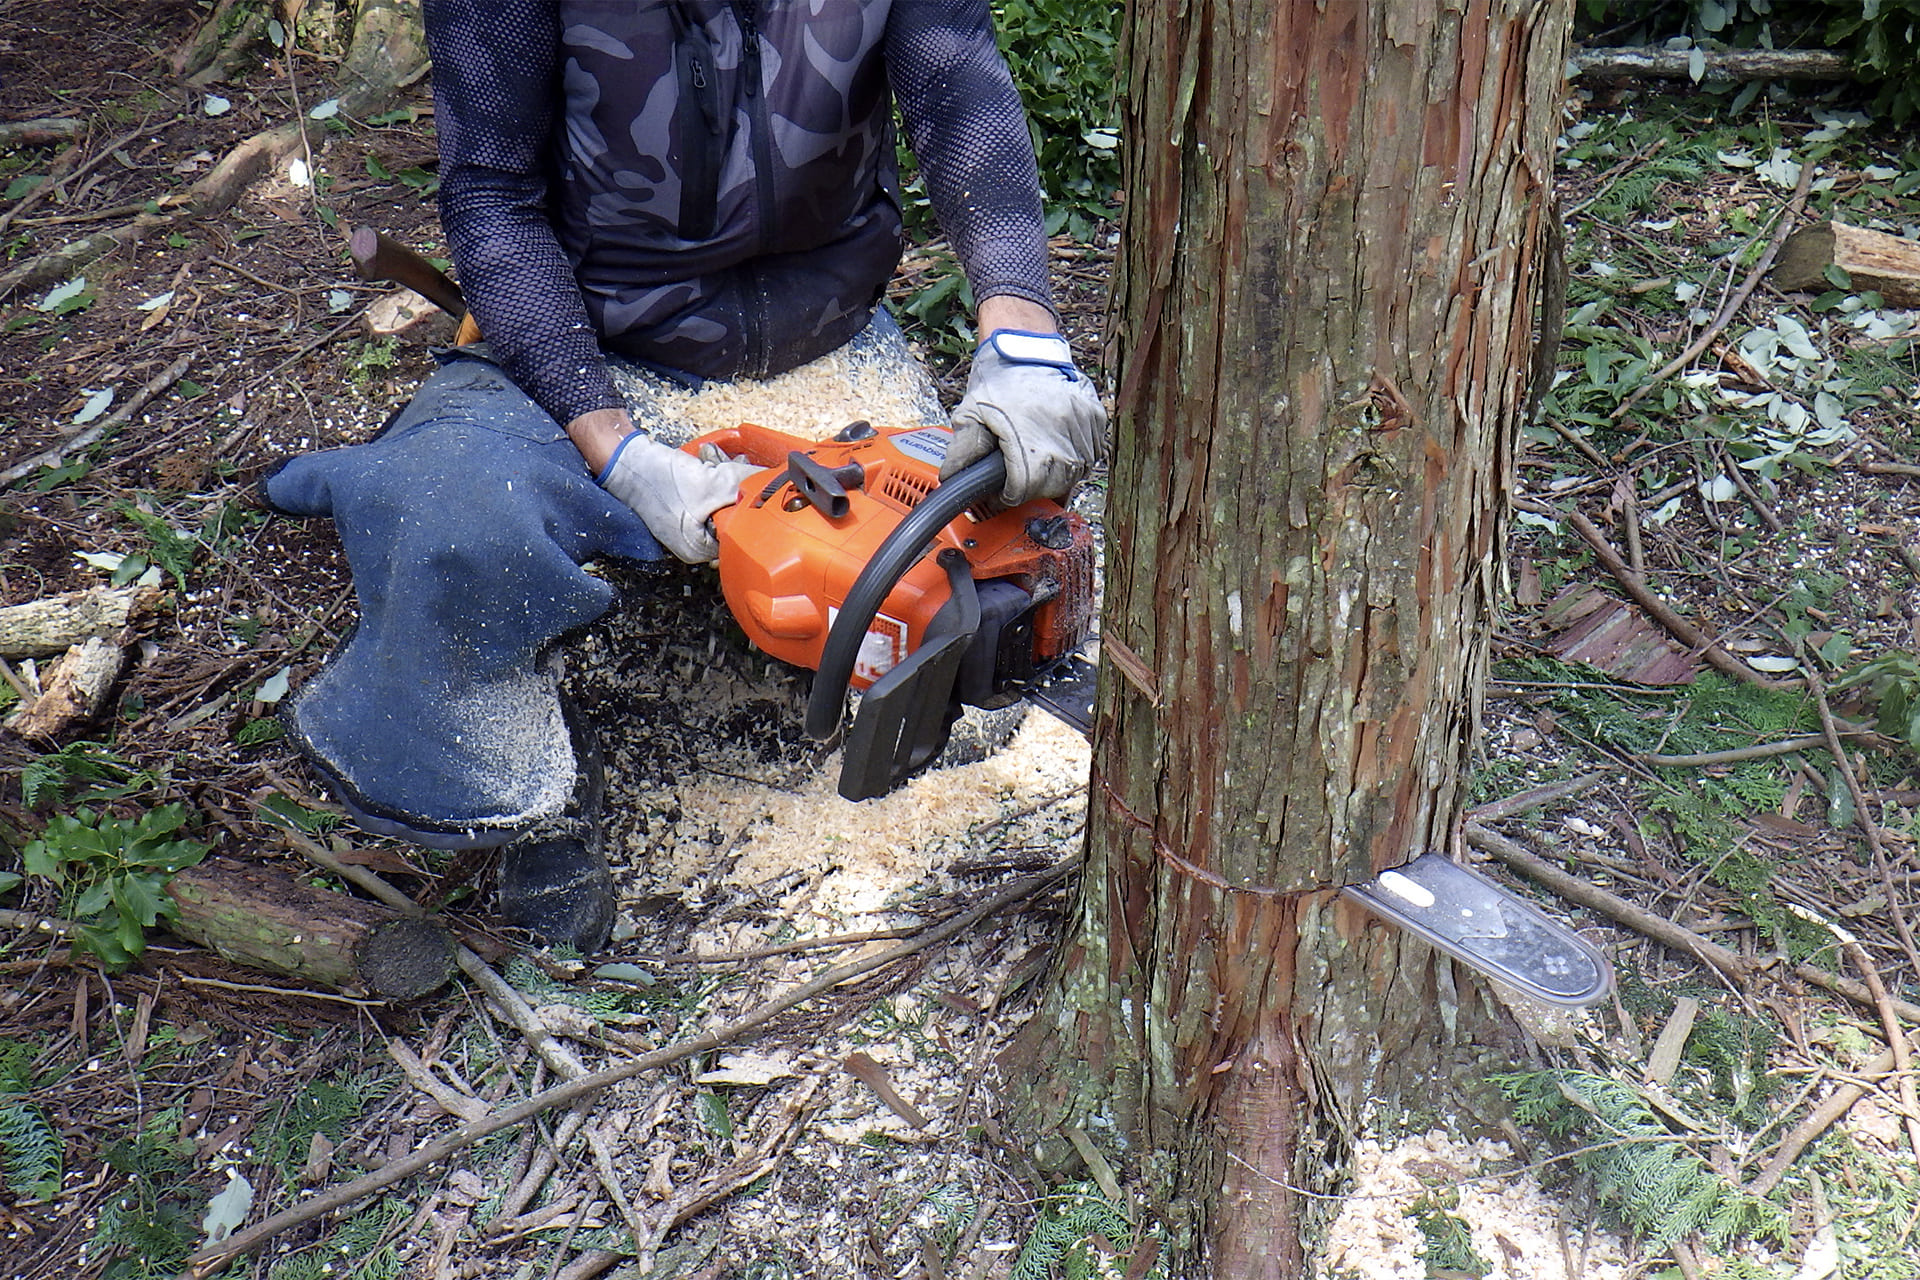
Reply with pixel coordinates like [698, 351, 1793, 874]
[3, 638, 124, 739]
[0, 586, 157, 659]
[166, 858, 457, 1001]
[0, 118, 81, 148]
[1773, 220, 1920, 310]
[1571, 46, 1851, 83]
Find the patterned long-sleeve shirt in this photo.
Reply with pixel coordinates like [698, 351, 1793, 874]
[422, 0, 1053, 428]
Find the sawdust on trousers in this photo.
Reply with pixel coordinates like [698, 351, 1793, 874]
[652, 713, 1090, 927]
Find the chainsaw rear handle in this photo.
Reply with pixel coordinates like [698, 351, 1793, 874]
[802, 452, 1007, 741]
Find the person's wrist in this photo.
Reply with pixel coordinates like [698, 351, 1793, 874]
[975, 294, 1057, 341]
[566, 408, 635, 474]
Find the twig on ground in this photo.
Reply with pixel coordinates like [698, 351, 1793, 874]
[178, 855, 1073, 1276]
[1843, 935, 1920, 1176]
[584, 1122, 648, 1262]
[1, 355, 193, 488]
[387, 1039, 490, 1124]
[1465, 823, 1920, 1025]
[1637, 731, 1880, 768]
[1746, 1046, 1897, 1196]
[629, 1078, 823, 1273]
[1465, 771, 1611, 824]
[1612, 159, 1815, 419]
[1798, 652, 1920, 980]
[1563, 509, 1798, 692]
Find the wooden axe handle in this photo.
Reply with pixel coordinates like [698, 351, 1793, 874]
[348, 226, 467, 319]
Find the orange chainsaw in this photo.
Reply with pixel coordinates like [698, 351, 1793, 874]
[690, 420, 1098, 802]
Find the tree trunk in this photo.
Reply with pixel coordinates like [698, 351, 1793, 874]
[166, 858, 457, 1001]
[1011, 2, 1572, 1274]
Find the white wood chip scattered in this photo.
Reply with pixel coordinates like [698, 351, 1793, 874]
[1320, 1129, 1631, 1280]
[655, 714, 1090, 925]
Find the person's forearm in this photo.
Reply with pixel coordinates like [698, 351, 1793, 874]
[567, 408, 634, 474]
[977, 295, 1058, 339]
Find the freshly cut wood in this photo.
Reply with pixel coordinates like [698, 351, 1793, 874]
[3, 638, 124, 738]
[1571, 46, 1849, 82]
[1772, 220, 1920, 309]
[0, 585, 157, 658]
[166, 858, 457, 1001]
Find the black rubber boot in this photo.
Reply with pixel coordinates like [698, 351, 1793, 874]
[494, 711, 615, 951]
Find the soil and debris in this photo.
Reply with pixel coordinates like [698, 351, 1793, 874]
[6, 4, 1920, 1279]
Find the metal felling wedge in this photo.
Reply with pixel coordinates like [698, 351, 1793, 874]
[1342, 853, 1613, 1007]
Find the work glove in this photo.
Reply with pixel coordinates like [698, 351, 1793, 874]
[598, 432, 760, 564]
[942, 329, 1107, 506]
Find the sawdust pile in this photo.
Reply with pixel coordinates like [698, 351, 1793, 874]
[612, 336, 945, 445]
[655, 712, 1090, 929]
[1321, 1129, 1631, 1279]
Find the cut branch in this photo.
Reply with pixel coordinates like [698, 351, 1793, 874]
[166, 859, 457, 1001]
[1, 355, 193, 487]
[1570, 46, 1851, 83]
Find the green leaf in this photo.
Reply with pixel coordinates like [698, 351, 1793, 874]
[696, 1092, 733, 1146]
[21, 841, 62, 883]
[0, 872, 20, 897]
[364, 154, 392, 181]
[1822, 263, 1853, 288]
[37, 277, 86, 312]
[116, 874, 169, 928]
[74, 880, 113, 918]
[4, 174, 45, 200]
[30, 457, 89, 491]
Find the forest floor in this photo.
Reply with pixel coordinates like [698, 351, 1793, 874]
[4, 3, 1920, 1279]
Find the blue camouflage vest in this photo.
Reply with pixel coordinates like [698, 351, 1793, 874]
[554, 0, 903, 379]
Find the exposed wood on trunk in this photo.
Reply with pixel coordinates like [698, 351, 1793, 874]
[1012, 2, 1570, 1273]
[0, 586, 159, 659]
[1571, 45, 1850, 82]
[3, 638, 125, 739]
[165, 858, 457, 1001]
[1773, 220, 1920, 310]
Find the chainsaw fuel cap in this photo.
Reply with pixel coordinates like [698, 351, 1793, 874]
[1343, 853, 1613, 1007]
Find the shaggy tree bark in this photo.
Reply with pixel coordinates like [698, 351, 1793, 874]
[1012, 2, 1571, 1274]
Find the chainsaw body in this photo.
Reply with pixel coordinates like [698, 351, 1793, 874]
[693, 421, 1095, 798]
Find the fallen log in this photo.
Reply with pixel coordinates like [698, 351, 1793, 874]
[3, 637, 124, 739]
[165, 858, 457, 1001]
[0, 118, 82, 148]
[1772, 220, 1920, 310]
[0, 585, 158, 659]
[1571, 46, 1851, 83]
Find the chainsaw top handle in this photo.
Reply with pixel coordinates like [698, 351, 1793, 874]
[802, 452, 1008, 741]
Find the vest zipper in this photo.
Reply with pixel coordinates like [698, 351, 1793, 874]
[729, 0, 777, 375]
[671, 3, 724, 240]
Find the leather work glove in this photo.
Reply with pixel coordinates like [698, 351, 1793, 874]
[598, 433, 760, 563]
[942, 330, 1108, 506]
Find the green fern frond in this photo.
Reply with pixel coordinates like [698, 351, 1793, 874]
[1491, 1069, 1786, 1249]
[1009, 1181, 1165, 1280]
[0, 1101, 62, 1199]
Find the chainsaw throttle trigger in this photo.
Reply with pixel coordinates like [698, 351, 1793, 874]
[781, 451, 864, 518]
[839, 548, 980, 800]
